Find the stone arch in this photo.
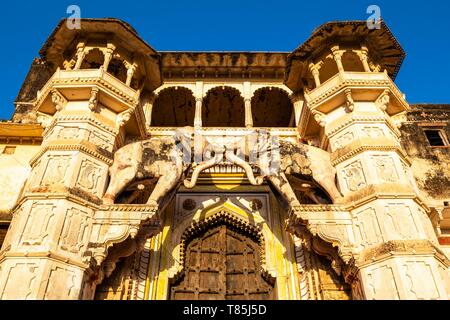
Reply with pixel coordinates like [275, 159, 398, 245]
[169, 209, 276, 300]
[202, 86, 245, 127]
[342, 51, 365, 72]
[80, 48, 104, 69]
[251, 87, 294, 127]
[151, 86, 196, 127]
[107, 56, 128, 83]
[318, 56, 339, 84]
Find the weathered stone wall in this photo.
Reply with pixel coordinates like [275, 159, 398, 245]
[399, 104, 450, 202]
[12, 58, 54, 123]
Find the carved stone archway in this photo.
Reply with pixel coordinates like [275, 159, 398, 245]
[169, 210, 276, 300]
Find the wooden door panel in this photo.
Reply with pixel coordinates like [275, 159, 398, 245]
[170, 223, 275, 300]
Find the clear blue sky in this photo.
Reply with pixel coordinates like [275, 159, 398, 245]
[1, 0, 449, 120]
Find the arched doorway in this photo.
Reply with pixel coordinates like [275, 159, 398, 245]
[170, 216, 275, 300]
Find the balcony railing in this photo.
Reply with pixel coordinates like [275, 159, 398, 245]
[37, 68, 138, 102]
[307, 71, 404, 105]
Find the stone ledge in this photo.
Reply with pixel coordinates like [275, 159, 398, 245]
[354, 240, 450, 268]
[330, 137, 409, 166]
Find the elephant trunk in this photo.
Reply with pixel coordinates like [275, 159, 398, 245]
[184, 154, 222, 188]
[225, 151, 264, 186]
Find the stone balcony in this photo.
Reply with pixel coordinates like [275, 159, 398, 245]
[35, 68, 140, 115]
[305, 71, 409, 116]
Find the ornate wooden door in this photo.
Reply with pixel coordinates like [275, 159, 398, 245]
[170, 224, 275, 300]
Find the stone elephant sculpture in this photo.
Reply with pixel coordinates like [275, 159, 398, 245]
[225, 138, 343, 206]
[103, 127, 194, 206]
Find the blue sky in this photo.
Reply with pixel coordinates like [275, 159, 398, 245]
[1, 0, 449, 119]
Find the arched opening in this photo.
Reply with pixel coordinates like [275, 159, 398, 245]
[107, 57, 128, 84]
[151, 87, 195, 127]
[170, 213, 276, 300]
[202, 87, 245, 127]
[251, 87, 294, 127]
[318, 57, 339, 84]
[342, 51, 365, 72]
[80, 48, 104, 69]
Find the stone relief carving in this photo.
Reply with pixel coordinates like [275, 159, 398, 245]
[372, 156, 398, 183]
[76, 159, 103, 195]
[342, 161, 367, 192]
[103, 127, 195, 207]
[362, 127, 384, 139]
[334, 132, 354, 150]
[42, 156, 70, 186]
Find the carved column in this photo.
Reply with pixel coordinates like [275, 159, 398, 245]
[290, 94, 305, 127]
[309, 63, 321, 88]
[73, 42, 86, 70]
[194, 81, 204, 128]
[243, 82, 253, 128]
[103, 43, 116, 70]
[355, 47, 371, 73]
[331, 46, 345, 75]
[0, 82, 142, 299]
[125, 62, 137, 87]
[142, 92, 156, 129]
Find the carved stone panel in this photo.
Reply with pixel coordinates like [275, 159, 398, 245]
[75, 159, 104, 196]
[59, 208, 92, 254]
[371, 155, 399, 183]
[362, 126, 384, 139]
[354, 207, 383, 248]
[20, 203, 56, 247]
[383, 204, 419, 240]
[42, 156, 71, 186]
[43, 266, 79, 300]
[0, 262, 39, 299]
[365, 264, 400, 300]
[333, 131, 354, 150]
[341, 160, 367, 193]
[399, 261, 440, 300]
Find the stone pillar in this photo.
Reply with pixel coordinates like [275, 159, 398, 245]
[290, 94, 305, 127]
[73, 42, 86, 70]
[319, 91, 450, 299]
[243, 82, 253, 128]
[331, 46, 345, 75]
[355, 47, 371, 72]
[194, 81, 204, 128]
[142, 93, 156, 129]
[0, 85, 136, 299]
[103, 44, 116, 71]
[126, 62, 137, 87]
[309, 63, 321, 88]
